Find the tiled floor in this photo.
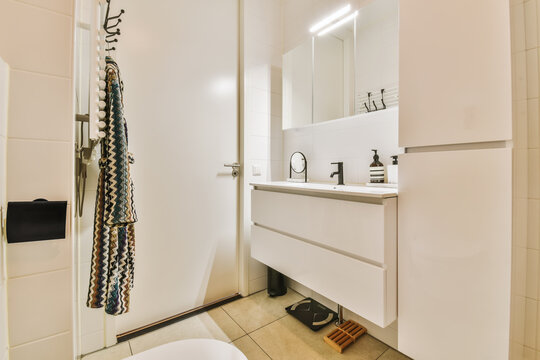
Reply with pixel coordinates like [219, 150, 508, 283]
[82, 289, 410, 360]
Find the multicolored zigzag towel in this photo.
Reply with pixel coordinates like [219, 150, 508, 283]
[87, 56, 137, 315]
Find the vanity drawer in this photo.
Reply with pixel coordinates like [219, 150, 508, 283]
[251, 225, 396, 327]
[251, 189, 396, 265]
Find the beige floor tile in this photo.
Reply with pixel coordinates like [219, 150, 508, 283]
[207, 307, 247, 341]
[129, 309, 246, 354]
[222, 289, 304, 333]
[82, 342, 131, 360]
[233, 335, 271, 360]
[378, 348, 412, 360]
[250, 315, 388, 360]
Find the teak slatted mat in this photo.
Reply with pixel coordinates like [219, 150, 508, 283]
[324, 320, 366, 353]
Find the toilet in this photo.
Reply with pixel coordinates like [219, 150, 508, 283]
[124, 339, 248, 360]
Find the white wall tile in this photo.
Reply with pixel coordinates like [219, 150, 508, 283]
[525, 0, 538, 49]
[512, 3, 526, 53]
[0, 0, 73, 78]
[14, 0, 73, 16]
[270, 92, 282, 117]
[515, 148, 529, 198]
[270, 160, 283, 181]
[515, 100, 528, 149]
[0, 58, 8, 137]
[529, 199, 540, 250]
[9, 331, 73, 360]
[7, 70, 72, 141]
[523, 345, 536, 359]
[515, 198, 529, 248]
[514, 246, 528, 297]
[529, 149, 540, 199]
[270, 67, 282, 95]
[511, 295, 526, 344]
[514, 51, 528, 101]
[7, 269, 72, 346]
[246, 135, 269, 161]
[528, 49, 540, 98]
[525, 298, 538, 348]
[510, 341, 524, 360]
[7, 238, 71, 278]
[246, 112, 271, 137]
[527, 250, 540, 299]
[6, 139, 71, 201]
[528, 99, 539, 149]
[537, 0, 540, 45]
[0, 286, 7, 358]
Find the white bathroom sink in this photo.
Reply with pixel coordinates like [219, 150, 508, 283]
[250, 181, 397, 199]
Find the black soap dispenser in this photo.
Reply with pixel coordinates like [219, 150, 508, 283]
[370, 149, 385, 183]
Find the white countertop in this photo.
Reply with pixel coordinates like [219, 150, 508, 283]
[250, 181, 398, 199]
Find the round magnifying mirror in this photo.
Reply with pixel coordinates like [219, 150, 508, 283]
[290, 152, 306, 173]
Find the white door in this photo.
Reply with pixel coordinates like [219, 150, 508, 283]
[398, 148, 512, 359]
[112, 0, 239, 333]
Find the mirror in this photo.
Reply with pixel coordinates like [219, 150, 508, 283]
[282, 39, 313, 129]
[289, 151, 307, 182]
[282, 0, 399, 129]
[313, 16, 355, 124]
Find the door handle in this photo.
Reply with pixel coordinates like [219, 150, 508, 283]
[224, 162, 241, 177]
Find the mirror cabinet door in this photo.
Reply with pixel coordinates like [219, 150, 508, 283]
[282, 39, 313, 130]
[313, 18, 356, 124]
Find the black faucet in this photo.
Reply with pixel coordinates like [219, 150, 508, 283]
[330, 162, 344, 185]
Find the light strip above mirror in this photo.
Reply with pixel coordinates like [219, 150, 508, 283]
[309, 4, 351, 33]
[317, 10, 358, 36]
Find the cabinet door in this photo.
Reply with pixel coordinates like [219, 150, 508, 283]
[399, 0, 512, 147]
[398, 148, 512, 359]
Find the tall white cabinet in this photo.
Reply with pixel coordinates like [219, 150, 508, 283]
[399, 0, 512, 147]
[398, 0, 513, 359]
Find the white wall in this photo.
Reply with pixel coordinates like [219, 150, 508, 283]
[243, 0, 283, 294]
[0, 57, 9, 360]
[0, 0, 75, 359]
[283, 108, 400, 184]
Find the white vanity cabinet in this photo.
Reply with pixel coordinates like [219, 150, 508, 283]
[250, 182, 397, 327]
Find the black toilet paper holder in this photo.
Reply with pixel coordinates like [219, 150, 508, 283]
[6, 199, 67, 244]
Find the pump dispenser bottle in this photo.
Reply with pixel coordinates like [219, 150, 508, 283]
[387, 155, 398, 184]
[370, 149, 385, 183]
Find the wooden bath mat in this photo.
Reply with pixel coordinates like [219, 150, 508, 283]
[324, 320, 366, 353]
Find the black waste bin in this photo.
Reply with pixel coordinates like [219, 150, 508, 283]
[267, 267, 287, 297]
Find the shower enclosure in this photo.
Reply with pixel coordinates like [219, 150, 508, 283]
[74, 0, 241, 355]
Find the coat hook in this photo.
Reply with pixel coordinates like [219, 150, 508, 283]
[372, 100, 378, 111]
[380, 89, 386, 109]
[105, 18, 122, 30]
[364, 102, 370, 113]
